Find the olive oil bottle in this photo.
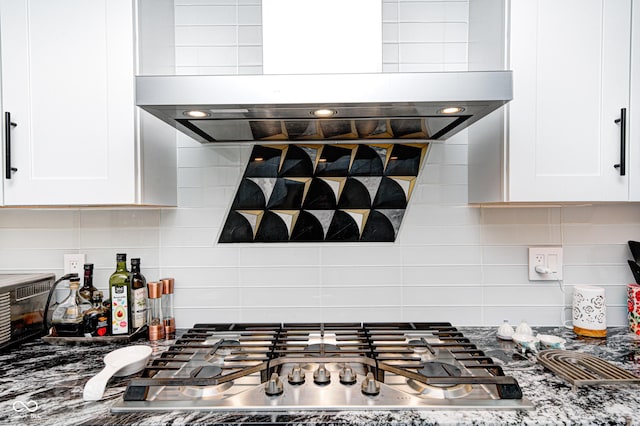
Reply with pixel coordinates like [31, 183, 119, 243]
[109, 253, 131, 335]
[130, 258, 147, 330]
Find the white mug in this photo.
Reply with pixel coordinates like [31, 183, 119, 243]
[572, 285, 606, 337]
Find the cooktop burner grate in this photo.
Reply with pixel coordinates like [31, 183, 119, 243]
[114, 322, 533, 412]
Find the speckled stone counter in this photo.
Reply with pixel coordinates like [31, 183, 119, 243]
[1, 327, 639, 425]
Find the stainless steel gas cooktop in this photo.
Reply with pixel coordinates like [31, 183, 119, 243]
[113, 323, 533, 412]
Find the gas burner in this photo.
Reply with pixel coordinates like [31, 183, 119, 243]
[192, 365, 223, 379]
[304, 343, 340, 356]
[407, 378, 473, 399]
[204, 340, 241, 363]
[179, 381, 233, 399]
[408, 338, 437, 361]
[407, 361, 473, 399]
[418, 361, 462, 383]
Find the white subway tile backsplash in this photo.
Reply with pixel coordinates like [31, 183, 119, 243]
[0, 229, 76, 250]
[481, 224, 562, 246]
[382, 63, 400, 72]
[240, 267, 321, 286]
[160, 267, 238, 287]
[241, 286, 321, 307]
[175, 286, 240, 307]
[399, 43, 444, 63]
[160, 227, 218, 247]
[425, 143, 467, 165]
[0, 209, 78, 228]
[403, 204, 480, 226]
[322, 286, 401, 307]
[401, 245, 481, 265]
[403, 265, 483, 285]
[238, 5, 261, 25]
[481, 207, 561, 225]
[402, 285, 482, 306]
[420, 164, 468, 184]
[78, 228, 159, 249]
[238, 25, 262, 45]
[563, 244, 629, 265]
[321, 245, 402, 266]
[382, 43, 399, 63]
[484, 285, 563, 306]
[323, 307, 403, 322]
[562, 224, 640, 245]
[321, 266, 402, 287]
[413, 184, 468, 205]
[160, 246, 239, 267]
[238, 46, 262, 65]
[161, 208, 229, 228]
[562, 204, 640, 224]
[175, 26, 237, 46]
[403, 306, 482, 324]
[563, 265, 633, 286]
[177, 307, 241, 327]
[238, 246, 320, 266]
[175, 5, 237, 26]
[482, 306, 561, 326]
[481, 246, 528, 265]
[240, 307, 324, 323]
[397, 225, 483, 245]
[382, 23, 399, 43]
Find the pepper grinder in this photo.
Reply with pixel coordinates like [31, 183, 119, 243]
[146, 281, 165, 341]
[161, 278, 176, 338]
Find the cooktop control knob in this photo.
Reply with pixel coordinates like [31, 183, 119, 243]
[287, 364, 305, 385]
[339, 366, 357, 385]
[313, 364, 331, 385]
[264, 373, 284, 396]
[361, 372, 380, 396]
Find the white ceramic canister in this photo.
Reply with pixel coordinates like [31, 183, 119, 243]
[572, 285, 606, 338]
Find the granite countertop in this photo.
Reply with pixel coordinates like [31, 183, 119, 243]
[1, 326, 639, 425]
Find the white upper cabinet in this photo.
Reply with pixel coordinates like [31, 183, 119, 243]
[0, 0, 176, 206]
[469, 0, 634, 202]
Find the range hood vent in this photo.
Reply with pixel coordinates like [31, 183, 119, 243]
[136, 71, 512, 144]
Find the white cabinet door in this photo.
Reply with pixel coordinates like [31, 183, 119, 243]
[0, 0, 136, 205]
[508, 0, 631, 201]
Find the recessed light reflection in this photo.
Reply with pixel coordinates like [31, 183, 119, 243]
[438, 107, 465, 114]
[183, 110, 211, 118]
[254, 157, 264, 162]
[312, 109, 337, 118]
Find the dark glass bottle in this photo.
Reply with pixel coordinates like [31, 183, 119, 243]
[52, 277, 92, 336]
[79, 263, 97, 302]
[109, 253, 131, 335]
[82, 291, 109, 337]
[130, 258, 147, 330]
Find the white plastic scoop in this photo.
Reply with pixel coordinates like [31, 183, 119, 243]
[83, 345, 152, 401]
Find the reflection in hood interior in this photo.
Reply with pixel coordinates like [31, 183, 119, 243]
[136, 71, 512, 144]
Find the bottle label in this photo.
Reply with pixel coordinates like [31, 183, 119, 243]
[96, 315, 108, 336]
[131, 287, 147, 329]
[111, 285, 129, 335]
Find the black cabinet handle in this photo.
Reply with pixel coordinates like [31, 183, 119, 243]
[4, 111, 17, 179]
[614, 107, 626, 176]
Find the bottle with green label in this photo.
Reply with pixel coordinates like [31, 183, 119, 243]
[109, 253, 131, 335]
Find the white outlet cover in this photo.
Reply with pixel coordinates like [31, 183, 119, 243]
[64, 253, 86, 284]
[528, 247, 563, 281]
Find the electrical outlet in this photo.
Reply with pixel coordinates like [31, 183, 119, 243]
[528, 247, 563, 281]
[64, 254, 86, 283]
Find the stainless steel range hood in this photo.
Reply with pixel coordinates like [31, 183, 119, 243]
[136, 71, 512, 144]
